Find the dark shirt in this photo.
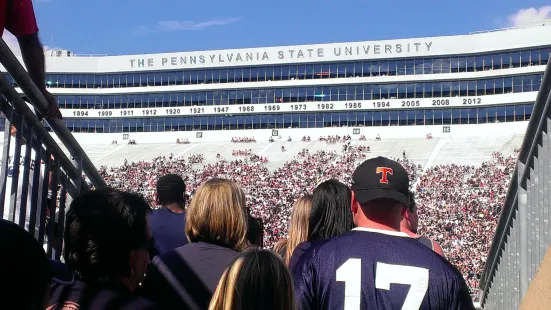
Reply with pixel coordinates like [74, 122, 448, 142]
[293, 228, 474, 310]
[140, 242, 240, 310]
[416, 235, 435, 250]
[289, 241, 312, 272]
[0, 0, 38, 37]
[149, 207, 188, 254]
[47, 279, 158, 310]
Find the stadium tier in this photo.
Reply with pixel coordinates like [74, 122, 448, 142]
[2, 22, 551, 145]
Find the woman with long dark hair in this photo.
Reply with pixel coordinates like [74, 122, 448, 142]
[289, 179, 354, 270]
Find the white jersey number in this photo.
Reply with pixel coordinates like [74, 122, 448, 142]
[336, 259, 429, 310]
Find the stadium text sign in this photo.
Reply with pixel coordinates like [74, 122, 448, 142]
[60, 93, 535, 120]
[129, 41, 433, 69]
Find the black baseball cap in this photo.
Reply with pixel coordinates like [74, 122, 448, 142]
[351, 156, 410, 206]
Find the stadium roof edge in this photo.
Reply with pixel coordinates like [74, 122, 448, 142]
[46, 21, 551, 59]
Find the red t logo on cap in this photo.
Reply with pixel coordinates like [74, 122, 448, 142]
[376, 167, 393, 184]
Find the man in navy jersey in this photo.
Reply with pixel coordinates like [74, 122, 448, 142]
[293, 157, 474, 309]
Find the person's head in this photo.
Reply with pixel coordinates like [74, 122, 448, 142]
[63, 188, 152, 291]
[156, 174, 186, 207]
[186, 178, 249, 252]
[247, 210, 264, 247]
[401, 190, 419, 233]
[285, 195, 312, 265]
[308, 180, 354, 242]
[209, 247, 296, 310]
[350, 157, 411, 230]
[0, 219, 51, 310]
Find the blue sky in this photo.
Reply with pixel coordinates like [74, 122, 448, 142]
[13, 0, 551, 55]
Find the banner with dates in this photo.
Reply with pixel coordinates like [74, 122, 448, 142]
[61, 92, 536, 119]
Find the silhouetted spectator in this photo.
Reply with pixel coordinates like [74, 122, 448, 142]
[149, 174, 188, 255]
[47, 188, 158, 309]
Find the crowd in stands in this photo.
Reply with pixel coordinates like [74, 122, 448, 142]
[176, 138, 191, 144]
[188, 154, 204, 164]
[232, 149, 253, 156]
[96, 143, 514, 295]
[415, 151, 518, 289]
[318, 135, 352, 144]
[231, 137, 257, 143]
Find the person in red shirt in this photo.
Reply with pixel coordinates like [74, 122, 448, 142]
[1, 0, 62, 120]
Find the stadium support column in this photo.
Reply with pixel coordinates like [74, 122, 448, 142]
[517, 161, 528, 299]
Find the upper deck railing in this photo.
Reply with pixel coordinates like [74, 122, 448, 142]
[479, 53, 551, 309]
[0, 37, 106, 258]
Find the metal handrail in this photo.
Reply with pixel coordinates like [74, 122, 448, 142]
[0, 75, 88, 195]
[0, 38, 107, 190]
[479, 59, 551, 298]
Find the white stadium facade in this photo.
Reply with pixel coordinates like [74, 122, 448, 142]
[3, 21, 551, 167]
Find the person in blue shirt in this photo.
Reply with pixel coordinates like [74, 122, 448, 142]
[293, 157, 475, 310]
[149, 174, 188, 255]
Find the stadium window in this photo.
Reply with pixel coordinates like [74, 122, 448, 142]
[487, 107, 497, 123]
[364, 111, 373, 126]
[502, 52, 512, 69]
[522, 75, 533, 92]
[397, 60, 406, 75]
[425, 110, 434, 125]
[485, 79, 495, 95]
[406, 110, 415, 126]
[542, 48, 550, 64]
[433, 109, 443, 125]
[494, 78, 504, 95]
[442, 108, 452, 125]
[379, 61, 389, 76]
[468, 108, 477, 124]
[415, 109, 424, 125]
[388, 111, 398, 126]
[520, 50, 531, 67]
[496, 106, 506, 122]
[505, 106, 515, 122]
[440, 58, 451, 73]
[510, 51, 521, 67]
[492, 54, 502, 70]
[460, 108, 469, 124]
[372, 111, 382, 126]
[356, 62, 365, 77]
[466, 56, 478, 72]
[398, 111, 408, 126]
[476, 107, 486, 124]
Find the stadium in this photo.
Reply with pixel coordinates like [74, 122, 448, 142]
[1, 11, 551, 310]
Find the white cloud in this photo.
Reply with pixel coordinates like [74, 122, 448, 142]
[134, 17, 240, 35]
[507, 6, 551, 27]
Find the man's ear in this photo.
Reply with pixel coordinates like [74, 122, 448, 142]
[400, 205, 408, 219]
[404, 209, 411, 221]
[351, 191, 359, 214]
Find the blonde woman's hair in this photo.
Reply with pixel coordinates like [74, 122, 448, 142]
[273, 239, 288, 257]
[209, 247, 296, 310]
[186, 178, 248, 252]
[284, 195, 312, 265]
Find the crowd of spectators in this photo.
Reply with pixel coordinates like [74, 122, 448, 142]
[231, 137, 257, 143]
[415, 150, 518, 290]
[97, 143, 514, 293]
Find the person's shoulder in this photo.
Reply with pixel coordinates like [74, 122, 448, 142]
[48, 281, 159, 310]
[148, 207, 167, 219]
